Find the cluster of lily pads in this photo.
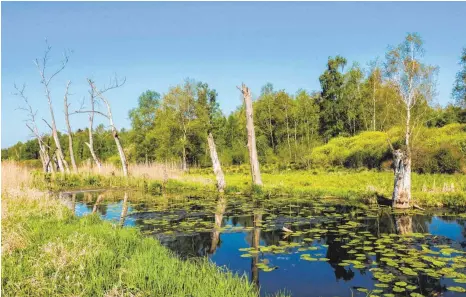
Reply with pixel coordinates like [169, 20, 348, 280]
[85, 192, 466, 296]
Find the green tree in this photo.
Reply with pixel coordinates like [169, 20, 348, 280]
[128, 90, 160, 163]
[319, 56, 347, 140]
[453, 48, 466, 108]
[385, 33, 438, 208]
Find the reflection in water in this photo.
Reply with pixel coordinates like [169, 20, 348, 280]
[209, 195, 226, 254]
[119, 192, 129, 226]
[61, 192, 76, 214]
[395, 214, 413, 235]
[251, 209, 262, 288]
[92, 194, 104, 213]
[67, 190, 466, 297]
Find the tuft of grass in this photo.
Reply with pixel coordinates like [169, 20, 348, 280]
[1, 191, 270, 297]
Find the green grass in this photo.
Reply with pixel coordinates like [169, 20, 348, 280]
[31, 170, 213, 194]
[210, 170, 466, 208]
[1, 192, 280, 297]
[30, 167, 466, 208]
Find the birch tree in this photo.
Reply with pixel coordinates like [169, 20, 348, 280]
[34, 42, 70, 173]
[238, 83, 263, 186]
[453, 48, 466, 108]
[385, 33, 438, 209]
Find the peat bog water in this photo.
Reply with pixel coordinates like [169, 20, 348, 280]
[60, 190, 466, 297]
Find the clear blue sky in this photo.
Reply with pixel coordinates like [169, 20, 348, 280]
[2, 1, 465, 148]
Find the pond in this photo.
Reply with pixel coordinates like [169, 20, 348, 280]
[60, 190, 466, 297]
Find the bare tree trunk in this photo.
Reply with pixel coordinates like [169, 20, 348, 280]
[15, 84, 54, 174]
[392, 105, 412, 209]
[63, 81, 78, 172]
[392, 150, 411, 208]
[34, 45, 70, 174]
[209, 195, 226, 254]
[267, 100, 275, 151]
[207, 132, 226, 192]
[162, 161, 168, 191]
[182, 139, 187, 171]
[38, 149, 46, 172]
[88, 79, 128, 177]
[85, 89, 102, 172]
[284, 101, 292, 160]
[239, 83, 263, 186]
[112, 127, 129, 177]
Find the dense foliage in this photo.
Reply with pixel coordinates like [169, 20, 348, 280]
[3, 44, 466, 174]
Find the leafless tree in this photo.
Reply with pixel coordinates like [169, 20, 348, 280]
[83, 86, 102, 171]
[77, 77, 128, 177]
[63, 81, 78, 172]
[14, 84, 54, 173]
[238, 83, 263, 186]
[34, 41, 70, 173]
[207, 132, 226, 192]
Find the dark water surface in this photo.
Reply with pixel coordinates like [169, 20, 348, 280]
[60, 190, 466, 297]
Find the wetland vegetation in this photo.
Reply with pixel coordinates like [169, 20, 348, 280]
[2, 22, 466, 297]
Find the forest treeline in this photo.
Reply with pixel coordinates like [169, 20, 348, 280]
[3, 46, 466, 174]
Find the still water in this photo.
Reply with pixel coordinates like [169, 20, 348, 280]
[60, 190, 466, 297]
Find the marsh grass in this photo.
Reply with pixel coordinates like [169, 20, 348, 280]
[217, 170, 466, 207]
[5, 161, 466, 207]
[1, 190, 268, 297]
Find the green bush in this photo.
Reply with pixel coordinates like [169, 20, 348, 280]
[309, 124, 465, 174]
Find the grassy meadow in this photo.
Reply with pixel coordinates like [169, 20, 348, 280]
[1, 162, 291, 297]
[17, 158, 466, 208]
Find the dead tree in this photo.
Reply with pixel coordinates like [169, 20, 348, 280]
[200, 85, 226, 192]
[63, 81, 78, 172]
[85, 86, 102, 171]
[207, 132, 226, 192]
[34, 42, 70, 173]
[238, 83, 263, 186]
[86, 78, 128, 177]
[14, 84, 53, 173]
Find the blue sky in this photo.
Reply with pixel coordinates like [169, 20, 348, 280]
[2, 1, 465, 148]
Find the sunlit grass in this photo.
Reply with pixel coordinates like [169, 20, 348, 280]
[1, 190, 272, 297]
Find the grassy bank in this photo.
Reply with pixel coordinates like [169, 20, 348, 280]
[7, 161, 466, 207]
[214, 170, 466, 208]
[1, 189, 286, 297]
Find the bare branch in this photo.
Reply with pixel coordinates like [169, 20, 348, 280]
[42, 118, 53, 131]
[70, 109, 109, 119]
